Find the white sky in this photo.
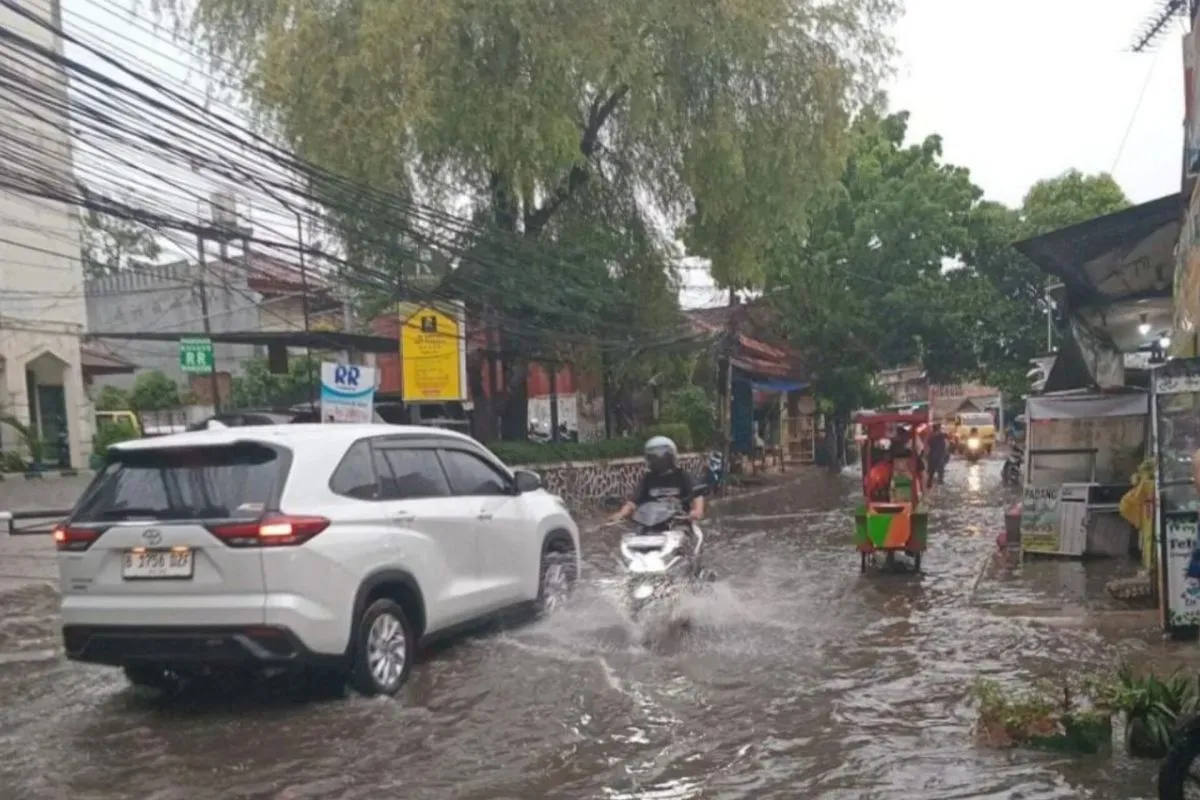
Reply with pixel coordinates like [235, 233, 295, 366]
[51, 0, 1190, 311]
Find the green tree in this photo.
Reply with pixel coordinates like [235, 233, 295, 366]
[1020, 169, 1130, 236]
[965, 169, 1132, 398]
[129, 370, 181, 411]
[93, 385, 131, 411]
[230, 356, 320, 409]
[766, 110, 982, 416]
[79, 185, 162, 279]
[157, 0, 898, 437]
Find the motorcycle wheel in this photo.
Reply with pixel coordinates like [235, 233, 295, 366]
[1158, 730, 1200, 800]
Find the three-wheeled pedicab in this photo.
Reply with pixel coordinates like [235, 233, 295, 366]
[854, 411, 930, 572]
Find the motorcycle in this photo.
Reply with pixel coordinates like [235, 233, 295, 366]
[619, 495, 710, 621]
[963, 434, 985, 464]
[1001, 444, 1023, 485]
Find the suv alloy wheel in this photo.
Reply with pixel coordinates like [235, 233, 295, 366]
[349, 599, 416, 696]
[537, 544, 578, 615]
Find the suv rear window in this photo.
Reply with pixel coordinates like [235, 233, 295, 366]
[73, 443, 287, 523]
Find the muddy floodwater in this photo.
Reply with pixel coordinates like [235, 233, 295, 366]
[0, 460, 1177, 799]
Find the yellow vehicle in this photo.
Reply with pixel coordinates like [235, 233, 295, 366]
[953, 412, 995, 454]
[94, 410, 141, 436]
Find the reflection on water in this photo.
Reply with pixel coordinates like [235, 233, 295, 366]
[967, 462, 983, 493]
[0, 460, 1169, 799]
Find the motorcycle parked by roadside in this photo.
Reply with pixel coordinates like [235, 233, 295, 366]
[1002, 443, 1023, 485]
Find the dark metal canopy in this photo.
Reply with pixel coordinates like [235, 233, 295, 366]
[1013, 193, 1181, 305]
[85, 330, 401, 354]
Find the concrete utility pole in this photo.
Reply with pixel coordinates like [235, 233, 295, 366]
[718, 288, 737, 481]
[295, 212, 315, 408]
[194, 235, 221, 412]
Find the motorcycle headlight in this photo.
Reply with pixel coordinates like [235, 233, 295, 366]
[967, 437, 981, 449]
[633, 583, 654, 600]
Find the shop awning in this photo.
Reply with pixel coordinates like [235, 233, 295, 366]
[1026, 392, 1148, 421]
[751, 378, 808, 393]
[1013, 193, 1181, 306]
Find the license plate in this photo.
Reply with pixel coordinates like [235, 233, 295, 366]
[122, 548, 194, 580]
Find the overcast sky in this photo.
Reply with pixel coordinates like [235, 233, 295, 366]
[55, 0, 1189, 310]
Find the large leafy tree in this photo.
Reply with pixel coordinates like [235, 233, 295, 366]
[1021, 169, 1130, 236]
[766, 109, 982, 417]
[158, 0, 898, 437]
[966, 169, 1131, 399]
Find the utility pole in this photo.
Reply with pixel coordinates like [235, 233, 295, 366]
[548, 360, 559, 443]
[194, 235, 221, 412]
[718, 287, 737, 481]
[295, 212, 315, 408]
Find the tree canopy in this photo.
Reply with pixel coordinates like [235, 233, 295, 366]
[765, 113, 1134, 411]
[79, 185, 161, 279]
[765, 109, 982, 412]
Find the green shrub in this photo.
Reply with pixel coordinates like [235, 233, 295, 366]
[488, 424, 696, 466]
[661, 386, 716, 448]
[93, 419, 140, 457]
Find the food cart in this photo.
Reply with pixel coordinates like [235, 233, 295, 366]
[1020, 392, 1148, 559]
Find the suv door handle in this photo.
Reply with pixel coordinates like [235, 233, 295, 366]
[391, 511, 415, 524]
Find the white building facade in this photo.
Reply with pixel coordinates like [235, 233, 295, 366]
[0, 0, 92, 468]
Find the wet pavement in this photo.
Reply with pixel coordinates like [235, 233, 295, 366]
[0, 460, 1182, 799]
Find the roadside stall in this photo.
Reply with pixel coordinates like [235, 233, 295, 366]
[1020, 392, 1148, 559]
[1152, 357, 1200, 638]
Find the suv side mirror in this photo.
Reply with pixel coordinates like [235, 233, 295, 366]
[513, 469, 542, 494]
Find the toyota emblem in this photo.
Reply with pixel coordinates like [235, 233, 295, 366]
[142, 528, 162, 546]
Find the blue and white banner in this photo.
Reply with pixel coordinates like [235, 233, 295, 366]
[320, 362, 377, 423]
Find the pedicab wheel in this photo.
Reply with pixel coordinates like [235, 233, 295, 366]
[1157, 729, 1200, 800]
[859, 552, 868, 573]
[912, 552, 922, 572]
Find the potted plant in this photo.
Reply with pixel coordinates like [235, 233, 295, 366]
[1103, 663, 1200, 758]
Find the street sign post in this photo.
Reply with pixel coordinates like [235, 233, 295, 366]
[179, 338, 214, 374]
[320, 362, 377, 422]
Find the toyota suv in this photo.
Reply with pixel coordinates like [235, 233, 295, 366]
[55, 424, 580, 696]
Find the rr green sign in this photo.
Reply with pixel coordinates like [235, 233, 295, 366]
[179, 338, 214, 374]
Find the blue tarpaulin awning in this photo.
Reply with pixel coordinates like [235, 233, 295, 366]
[750, 378, 808, 393]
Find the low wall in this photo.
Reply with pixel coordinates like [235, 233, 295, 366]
[515, 452, 707, 509]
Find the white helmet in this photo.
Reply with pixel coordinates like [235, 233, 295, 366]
[644, 435, 678, 474]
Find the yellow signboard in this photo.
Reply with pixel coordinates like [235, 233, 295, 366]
[400, 304, 464, 402]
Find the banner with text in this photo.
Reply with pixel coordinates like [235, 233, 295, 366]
[1020, 484, 1061, 553]
[320, 362, 377, 423]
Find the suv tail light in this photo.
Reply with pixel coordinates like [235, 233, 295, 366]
[206, 514, 330, 547]
[53, 525, 105, 552]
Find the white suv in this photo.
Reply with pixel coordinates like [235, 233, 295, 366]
[55, 424, 580, 696]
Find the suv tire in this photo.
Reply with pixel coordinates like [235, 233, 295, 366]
[537, 544, 578, 615]
[349, 599, 415, 697]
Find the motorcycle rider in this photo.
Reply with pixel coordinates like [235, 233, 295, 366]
[612, 436, 705, 524]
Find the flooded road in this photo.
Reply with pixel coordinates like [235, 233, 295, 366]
[0, 460, 1172, 799]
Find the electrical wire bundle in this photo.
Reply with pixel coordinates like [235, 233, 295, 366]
[0, 0, 719, 364]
